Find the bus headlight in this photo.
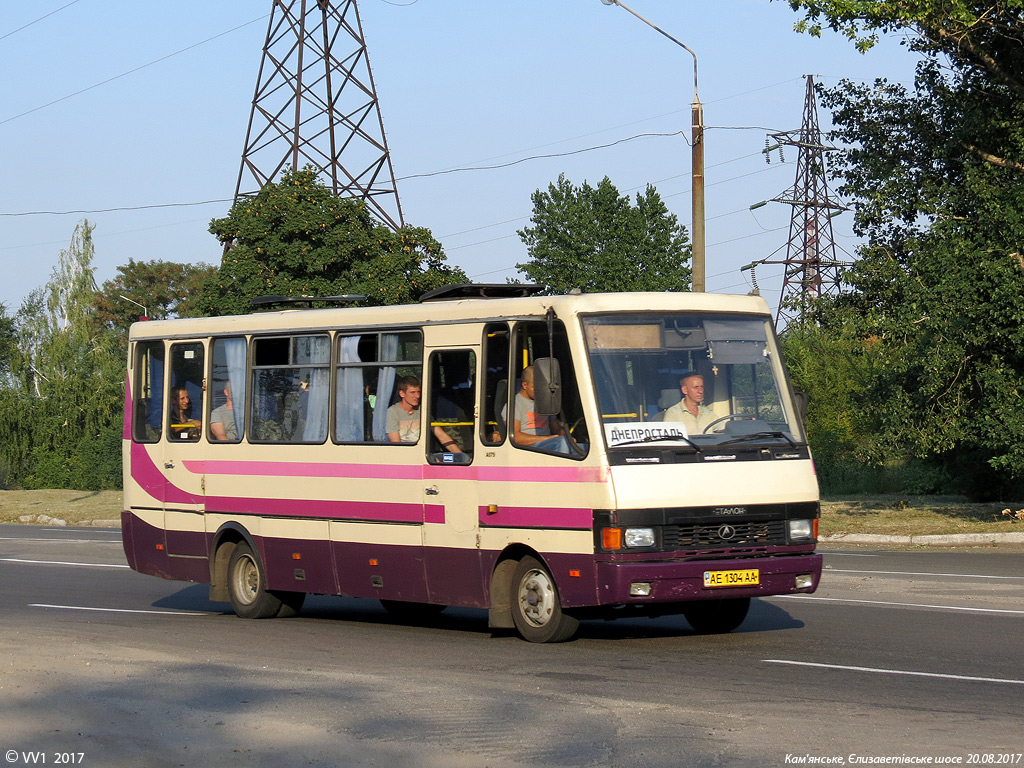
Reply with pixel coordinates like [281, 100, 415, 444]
[788, 519, 814, 542]
[624, 527, 655, 548]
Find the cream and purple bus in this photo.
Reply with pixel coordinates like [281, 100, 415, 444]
[122, 285, 821, 642]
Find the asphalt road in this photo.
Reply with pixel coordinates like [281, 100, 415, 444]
[1, 524, 1022, 768]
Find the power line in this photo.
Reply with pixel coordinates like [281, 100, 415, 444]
[0, 199, 232, 217]
[0, 15, 268, 128]
[0, 0, 83, 43]
[0, 139, 785, 218]
[398, 131, 686, 180]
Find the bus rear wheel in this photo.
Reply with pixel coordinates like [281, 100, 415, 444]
[683, 597, 750, 634]
[510, 556, 579, 643]
[227, 542, 304, 619]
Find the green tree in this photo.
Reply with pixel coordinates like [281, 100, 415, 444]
[92, 258, 216, 361]
[0, 221, 124, 490]
[780, 0, 1024, 496]
[200, 166, 466, 315]
[94, 259, 216, 330]
[516, 174, 691, 294]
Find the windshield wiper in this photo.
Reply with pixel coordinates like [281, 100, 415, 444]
[613, 434, 703, 454]
[719, 431, 798, 448]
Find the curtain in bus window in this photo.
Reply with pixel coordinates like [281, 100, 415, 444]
[336, 335, 364, 442]
[703, 319, 768, 364]
[372, 334, 399, 442]
[302, 336, 330, 442]
[223, 337, 246, 439]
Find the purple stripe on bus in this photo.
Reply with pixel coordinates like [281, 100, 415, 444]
[424, 504, 445, 524]
[478, 505, 592, 529]
[130, 442, 204, 505]
[206, 495, 425, 522]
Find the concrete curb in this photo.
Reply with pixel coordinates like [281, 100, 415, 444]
[822, 532, 1024, 546]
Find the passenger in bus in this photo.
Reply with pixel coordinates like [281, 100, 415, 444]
[663, 372, 718, 434]
[169, 385, 201, 438]
[210, 383, 237, 441]
[513, 365, 571, 453]
[386, 376, 462, 452]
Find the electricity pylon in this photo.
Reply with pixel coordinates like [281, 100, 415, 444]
[234, 0, 404, 229]
[757, 75, 849, 327]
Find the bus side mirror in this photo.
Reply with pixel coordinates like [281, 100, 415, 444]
[532, 357, 562, 416]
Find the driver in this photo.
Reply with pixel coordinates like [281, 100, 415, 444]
[664, 373, 718, 434]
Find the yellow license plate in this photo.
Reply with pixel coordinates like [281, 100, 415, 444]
[703, 569, 760, 588]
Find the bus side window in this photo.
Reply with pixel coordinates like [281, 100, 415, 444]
[481, 323, 510, 445]
[132, 340, 165, 443]
[335, 330, 422, 443]
[511, 321, 589, 458]
[208, 337, 246, 443]
[167, 342, 204, 442]
[427, 349, 475, 465]
[251, 335, 329, 443]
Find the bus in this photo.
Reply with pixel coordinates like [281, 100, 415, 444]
[122, 285, 822, 642]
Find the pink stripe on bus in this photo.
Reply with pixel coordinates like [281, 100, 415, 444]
[189, 459, 422, 480]
[186, 459, 606, 484]
[206, 495, 424, 522]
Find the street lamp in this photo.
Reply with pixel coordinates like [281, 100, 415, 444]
[600, 0, 705, 292]
[120, 294, 149, 322]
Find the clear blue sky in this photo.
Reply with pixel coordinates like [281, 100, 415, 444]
[0, 0, 920, 316]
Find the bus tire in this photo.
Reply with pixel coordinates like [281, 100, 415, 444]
[273, 590, 306, 618]
[227, 541, 285, 619]
[683, 597, 750, 634]
[510, 556, 579, 643]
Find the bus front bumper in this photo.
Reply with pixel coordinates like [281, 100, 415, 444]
[594, 552, 822, 606]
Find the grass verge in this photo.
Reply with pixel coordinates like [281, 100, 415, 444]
[0, 490, 123, 526]
[820, 495, 1024, 537]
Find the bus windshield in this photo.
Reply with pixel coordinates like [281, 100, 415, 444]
[582, 312, 804, 449]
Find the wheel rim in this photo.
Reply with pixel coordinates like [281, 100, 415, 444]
[232, 553, 260, 606]
[518, 568, 556, 627]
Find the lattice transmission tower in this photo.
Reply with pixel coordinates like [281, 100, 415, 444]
[757, 75, 849, 327]
[234, 0, 404, 229]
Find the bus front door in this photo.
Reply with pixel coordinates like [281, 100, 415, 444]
[421, 346, 487, 607]
[161, 341, 207, 558]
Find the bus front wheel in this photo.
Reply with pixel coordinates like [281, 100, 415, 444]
[227, 542, 304, 619]
[683, 597, 750, 634]
[510, 556, 579, 643]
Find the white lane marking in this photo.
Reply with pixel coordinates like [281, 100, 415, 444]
[822, 552, 879, 557]
[0, 537, 120, 543]
[0, 557, 129, 569]
[826, 568, 1024, 580]
[30, 603, 209, 616]
[764, 659, 1024, 686]
[776, 594, 1024, 615]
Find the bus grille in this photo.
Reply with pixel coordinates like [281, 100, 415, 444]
[662, 519, 787, 549]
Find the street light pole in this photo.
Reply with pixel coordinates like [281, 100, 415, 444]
[600, 0, 705, 292]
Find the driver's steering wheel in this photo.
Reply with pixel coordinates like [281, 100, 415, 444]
[701, 413, 752, 434]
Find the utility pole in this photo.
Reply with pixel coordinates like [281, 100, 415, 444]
[600, 0, 705, 291]
[235, 0, 404, 230]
